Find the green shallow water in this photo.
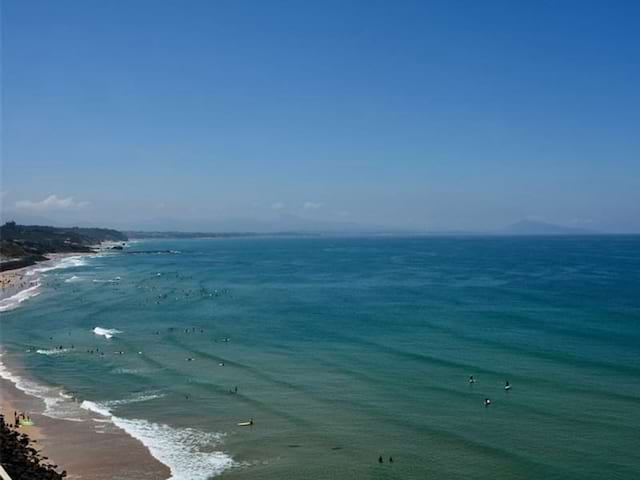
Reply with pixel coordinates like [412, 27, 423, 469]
[1, 236, 639, 479]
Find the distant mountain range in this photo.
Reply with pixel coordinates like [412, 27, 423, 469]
[0, 212, 603, 238]
[127, 219, 600, 237]
[496, 220, 596, 236]
[120, 213, 390, 235]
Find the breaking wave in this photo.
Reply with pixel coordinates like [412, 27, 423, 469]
[93, 327, 122, 339]
[27, 255, 88, 275]
[0, 283, 41, 312]
[36, 348, 71, 356]
[0, 353, 84, 421]
[81, 400, 234, 479]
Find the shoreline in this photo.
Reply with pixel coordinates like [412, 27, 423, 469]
[0, 246, 172, 480]
[0, 244, 121, 305]
[0, 375, 171, 480]
[0, 252, 90, 298]
[0, 252, 93, 311]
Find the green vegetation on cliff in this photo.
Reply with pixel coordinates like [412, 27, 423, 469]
[0, 222, 127, 266]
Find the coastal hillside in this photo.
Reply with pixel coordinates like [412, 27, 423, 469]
[0, 222, 127, 267]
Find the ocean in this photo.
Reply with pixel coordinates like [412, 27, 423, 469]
[1, 236, 639, 479]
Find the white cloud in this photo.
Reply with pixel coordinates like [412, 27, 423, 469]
[303, 201, 323, 210]
[271, 202, 285, 210]
[15, 195, 90, 211]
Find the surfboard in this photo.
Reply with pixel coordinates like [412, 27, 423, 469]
[237, 421, 253, 427]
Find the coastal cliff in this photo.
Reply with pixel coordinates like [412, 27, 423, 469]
[0, 222, 127, 271]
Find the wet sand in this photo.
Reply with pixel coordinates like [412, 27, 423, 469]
[0, 265, 39, 300]
[0, 377, 170, 479]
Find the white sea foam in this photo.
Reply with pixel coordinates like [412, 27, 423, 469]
[81, 400, 234, 479]
[0, 283, 41, 312]
[0, 353, 84, 421]
[64, 275, 83, 283]
[1, 255, 92, 312]
[81, 400, 113, 417]
[93, 327, 122, 339]
[112, 367, 147, 375]
[92, 418, 112, 423]
[103, 392, 165, 407]
[27, 255, 88, 275]
[36, 348, 71, 356]
[92, 277, 120, 283]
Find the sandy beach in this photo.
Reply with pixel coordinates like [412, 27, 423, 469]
[0, 265, 40, 300]
[0, 376, 170, 479]
[1, 252, 85, 293]
[0, 252, 101, 305]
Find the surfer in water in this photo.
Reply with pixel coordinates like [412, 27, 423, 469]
[505, 380, 511, 390]
[484, 398, 491, 406]
[469, 375, 476, 384]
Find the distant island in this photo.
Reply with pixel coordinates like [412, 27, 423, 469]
[0, 222, 128, 271]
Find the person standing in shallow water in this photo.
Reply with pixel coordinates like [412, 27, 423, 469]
[378, 455, 383, 463]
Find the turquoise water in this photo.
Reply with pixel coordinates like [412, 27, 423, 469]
[1, 236, 639, 479]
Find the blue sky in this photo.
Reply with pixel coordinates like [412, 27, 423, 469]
[2, 0, 639, 232]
